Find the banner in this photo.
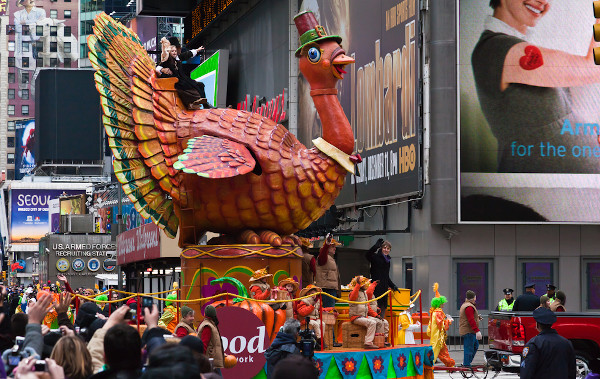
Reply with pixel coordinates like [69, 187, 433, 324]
[10, 188, 84, 244]
[15, 119, 35, 180]
[298, 0, 421, 207]
[459, 1, 600, 222]
[116, 222, 161, 265]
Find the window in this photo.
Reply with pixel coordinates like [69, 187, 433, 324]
[7, 137, 14, 148]
[8, 89, 15, 100]
[22, 25, 29, 35]
[36, 25, 44, 36]
[21, 89, 29, 100]
[7, 170, 14, 180]
[50, 9, 57, 19]
[35, 41, 43, 52]
[520, 260, 558, 296]
[22, 41, 30, 52]
[8, 73, 15, 83]
[7, 121, 15, 131]
[64, 42, 71, 54]
[50, 58, 58, 67]
[50, 42, 57, 52]
[22, 105, 29, 116]
[50, 26, 57, 36]
[21, 73, 29, 84]
[22, 57, 29, 68]
[8, 57, 15, 67]
[64, 58, 72, 68]
[7, 41, 14, 52]
[455, 260, 491, 310]
[7, 154, 14, 165]
[585, 260, 600, 310]
[80, 43, 89, 59]
[7, 105, 15, 116]
[6, 25, 15, 35]
[64, 26, 71, 36]
[36, 58, 44, 67]
[64, 10, 71, 18]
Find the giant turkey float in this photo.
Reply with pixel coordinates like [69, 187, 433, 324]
[88, 9, 434, 379]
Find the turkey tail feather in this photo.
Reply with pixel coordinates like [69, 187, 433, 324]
[88, 12, 178, 238]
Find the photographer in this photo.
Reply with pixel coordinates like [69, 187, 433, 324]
[264, 319, 302, 378]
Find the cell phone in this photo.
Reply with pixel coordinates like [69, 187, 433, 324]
[125, 309, 137, 321]
[15, 336, 24, 350]
[141, 296, 153, 310]
[34, 360, 47, 372]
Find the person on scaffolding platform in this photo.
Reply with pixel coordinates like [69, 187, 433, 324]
[428, 283, 455, 367]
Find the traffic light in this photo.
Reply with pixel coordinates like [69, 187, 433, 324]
[1, 272, 6, 280]
[594, 1, 600, 64]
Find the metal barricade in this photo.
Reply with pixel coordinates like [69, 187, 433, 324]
[446, 313, 489, 351]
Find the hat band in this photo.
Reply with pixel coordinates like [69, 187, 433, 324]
[299, 25, 328, 46]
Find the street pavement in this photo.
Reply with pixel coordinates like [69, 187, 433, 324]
[432, 348, 520, 379]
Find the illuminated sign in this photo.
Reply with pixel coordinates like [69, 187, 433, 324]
[190, 0, 235, 40]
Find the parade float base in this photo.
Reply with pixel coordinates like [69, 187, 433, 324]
[251, 344, 434, 379]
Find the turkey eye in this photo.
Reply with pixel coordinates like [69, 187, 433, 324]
[307, 47, 321, 63]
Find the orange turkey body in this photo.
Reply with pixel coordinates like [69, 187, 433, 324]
[172, 107, 348, 245]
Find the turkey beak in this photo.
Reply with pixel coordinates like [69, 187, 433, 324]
[332, 53, 354, 80]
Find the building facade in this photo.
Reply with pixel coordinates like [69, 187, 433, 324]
[3, 0, 80, 180]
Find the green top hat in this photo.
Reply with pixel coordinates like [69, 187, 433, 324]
[294, 10, 342, 57]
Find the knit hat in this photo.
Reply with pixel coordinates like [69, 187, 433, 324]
[179, 335, 204, 354]
[204, 305, 217, 319]
[181, 306, 194, 318]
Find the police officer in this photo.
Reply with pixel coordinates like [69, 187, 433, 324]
[546, 284, 557, 302]
[496, 288, 514, 311]
[520, 308, 575, 379]
[513, 283, 539, 312]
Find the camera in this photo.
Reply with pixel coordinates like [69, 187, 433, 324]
[34, 360, 47, 372]
[2, 337, 36, 373]
[298, 317, 316, 359]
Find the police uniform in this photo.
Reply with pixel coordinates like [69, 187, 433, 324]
[513, 283, 539, 312]
[496, 288, 514, 311]
[546, 284, 557, 302]
[520, 308, 576, 379]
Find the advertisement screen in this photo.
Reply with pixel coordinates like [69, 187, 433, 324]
[298, 0, 420, 207]
[15, 119, 35, 180]
[459, 1, 600, 222]
[10, 189, 85, 245]
[190, 49, 229, 108]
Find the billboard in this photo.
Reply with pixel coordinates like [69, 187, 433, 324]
[117, 222, 161, 265]
[15, 119, 35, 180]
[298, 0, 420, 207]
[10, 188, 85, 245]
[459, 1, 600, 222]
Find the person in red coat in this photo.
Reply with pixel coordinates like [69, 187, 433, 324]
[249, 268, 273, 300]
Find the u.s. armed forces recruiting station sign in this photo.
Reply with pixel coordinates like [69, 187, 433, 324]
[39, 234, 116, 289]
[298, 0, 420, 206]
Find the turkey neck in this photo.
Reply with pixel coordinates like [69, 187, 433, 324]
[311, 90, 354, 155]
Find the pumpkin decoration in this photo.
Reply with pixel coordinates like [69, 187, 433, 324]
[224, 354, 237, 369]
[210, 277, 287, 343]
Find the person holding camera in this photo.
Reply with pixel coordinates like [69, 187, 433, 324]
[264, 318, 302, 379]
[365, 239, 398, 319]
